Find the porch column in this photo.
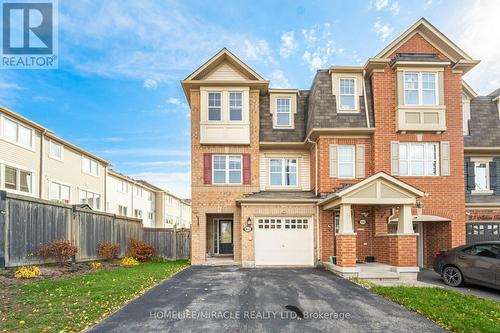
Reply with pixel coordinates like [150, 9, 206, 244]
[335, 204, 356, 267]
[397, 204, 414, 234]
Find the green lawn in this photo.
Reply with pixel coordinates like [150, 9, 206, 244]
[357, 280, 500, 333]
[0, 260, 188, 333]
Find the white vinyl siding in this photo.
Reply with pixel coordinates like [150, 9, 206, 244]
[212, 155, 242, 185]
[404, 72, 438, 106]
[49, 140, 63, 161]
[399, 143, 439, 176]
[338, 78, 356, 111]
[82, 156, 99, 176]
[0, 114, 34, 149]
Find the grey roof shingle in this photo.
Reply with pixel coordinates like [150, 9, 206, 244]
[465, 97, 500, 147]
[259, 91, 308, 142]
[306, 70, 373, 135]
[487, 88, 500, 98]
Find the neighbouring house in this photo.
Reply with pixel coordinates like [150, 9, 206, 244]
[0, 106, 191, 228]
[183, 18, 495, 276]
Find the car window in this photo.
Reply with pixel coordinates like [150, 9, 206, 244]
[461, 246, 474, 255]
[471, 244, 500, 259]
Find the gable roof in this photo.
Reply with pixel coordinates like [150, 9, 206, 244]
[373, 18, 479, 73]
[462, 80, 478, 99]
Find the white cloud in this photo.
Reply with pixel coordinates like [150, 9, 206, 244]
[279, 31, 297, 58]
[374, 0, 389, 10]
[33, 95, 56, 103]
[303, 51, 327, 72]
[0, 80, 24, 105]
[143, 79, 158, 89]
[301, 28, 318, 45]
[0, 82, 24, 90]
[455, 0, 500, 94]
[154, 97, 189, 114]
[131, 171, 191, 198]
[389, 2, 400, 15]
[243, 39, 277, 65]
[373, 20, 393, 41]
[269, 70, 291, 88]
[299, 24, 339, 72]
[370, 0, 399, 15]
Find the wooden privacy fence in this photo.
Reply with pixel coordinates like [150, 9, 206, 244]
[0, 191, 190, 267]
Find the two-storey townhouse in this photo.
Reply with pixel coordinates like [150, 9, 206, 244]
[0, 106, 110, 210]
[106, 170, 157, 227]
[184, 18, 480, 277]
[463, 87, 500, 241]
[163, 192, 191, 229]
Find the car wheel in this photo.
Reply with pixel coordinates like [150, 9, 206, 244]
[442, 266, 463, 287]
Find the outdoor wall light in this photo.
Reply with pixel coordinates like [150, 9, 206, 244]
[416, 201, 424, 209]
[361, 211, 369, 218]
[246, 217, 252, 226]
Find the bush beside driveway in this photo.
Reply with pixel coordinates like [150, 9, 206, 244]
[0, 260, 188, 332]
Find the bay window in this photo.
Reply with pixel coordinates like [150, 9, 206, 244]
[229, 92, 242, 121]
[399, 143, 438, 176]
[339, 78, 356, 111]
[208, 92, 222, 121]
[269, 158, 297, 187]
[404, 72, 438, 106]
[213, 155, 242, 184]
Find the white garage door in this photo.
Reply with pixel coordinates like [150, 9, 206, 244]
[255, 217, 314, 266]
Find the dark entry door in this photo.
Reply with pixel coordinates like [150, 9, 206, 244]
[218, 220, 233, 254]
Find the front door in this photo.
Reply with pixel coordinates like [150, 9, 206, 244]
[218, 220, 233, 255]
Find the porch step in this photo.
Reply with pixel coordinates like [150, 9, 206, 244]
[358, 271, 400, 280]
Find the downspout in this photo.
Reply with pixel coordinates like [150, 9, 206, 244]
[39, 130, 47, 199]
[307, 137, 320, 262]
[363, 70, 370, 128]
[104, 166, 108, 212]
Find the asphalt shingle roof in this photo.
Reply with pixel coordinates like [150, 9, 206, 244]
[465, 97, 500, 147]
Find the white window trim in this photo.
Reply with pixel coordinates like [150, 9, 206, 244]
[462, 94, 471, 136]
[82, 155, 99, 177]
[337, 145, 356, 179]
[78, 187, 102, 210]
[48, 178, 72, 203]
[228, 91, 244, 122]
[403, 71, 439, 106]
[0, 161, 36, 196]
[212, 154, 243, 185]
[274, 97, 292, 128]
[0, 114, 36, 151]
[338, 78, 358, 112]
[48, 139, 64, 162]
[207, 91, 223, 122]
[471, 157, 494, 195]
[268, 158, 299, 188]
[399, 142, 440, 176]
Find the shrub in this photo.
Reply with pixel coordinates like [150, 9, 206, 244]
[127, 239, 155, 262]
[98, 242, 120, 259]
[15, 266, 41, 279]
[38, 240, 78, 263]
[121, 257, 139, 267]
[89, 261, 102, 270]
[150, 256, 167, 263]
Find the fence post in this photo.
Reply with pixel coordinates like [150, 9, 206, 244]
[172, 225, 177, 261]
[0, 191, 6, 268]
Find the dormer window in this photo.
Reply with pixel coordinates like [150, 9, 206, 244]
[403, 72, 438, 105]
[275, 98, 291, 127]
[208, 92, 222, 121]
[339, 78, 356, 111]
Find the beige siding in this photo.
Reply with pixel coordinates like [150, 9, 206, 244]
[42, 137, 105, 209]
[259, 150, 311, 191]
[106, 174, 133, 216]
[205, 62, 247, 81]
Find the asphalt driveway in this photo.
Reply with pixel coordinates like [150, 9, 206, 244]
[89, 266, 446, 333]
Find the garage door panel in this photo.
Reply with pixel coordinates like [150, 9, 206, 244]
[255, 218, 313, 266]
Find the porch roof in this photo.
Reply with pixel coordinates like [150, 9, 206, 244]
[236, 191, 320, 204]
[319, 172, 426, 210]
[389, 214, 451, 223]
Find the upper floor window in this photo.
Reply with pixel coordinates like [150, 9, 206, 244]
[82, 156, 99, 176]
[462, 93, 471, 135]
[399, 142, 438, 176]
[80, 189, 101, 210]
[339, 78, 356, 111]
[269, 158, 297, 187]
[3, 165, 32, 193]
[49, 140, 63, 161]
[208, 92, 222, 121]
[275, 98, 291, 127]
[229, 92, 242, 121]
[470, 158, 493, 194]
[1, 115, 33, 149]
[135, 187, 143, 198]
[338, 146, 355, 178]
[49, 181, 70, 203]
[117, 180, 128, 193]
[213, 155, 242, 184]
[404, 72, 438, 106]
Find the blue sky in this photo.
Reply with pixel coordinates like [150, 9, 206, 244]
[1, 0, 498, 198]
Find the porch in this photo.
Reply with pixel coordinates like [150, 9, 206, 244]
[322, 261, 420, 281]
[205, 214, 235, 261]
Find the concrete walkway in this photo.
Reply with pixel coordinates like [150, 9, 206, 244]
[88, 266, 447, 333]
